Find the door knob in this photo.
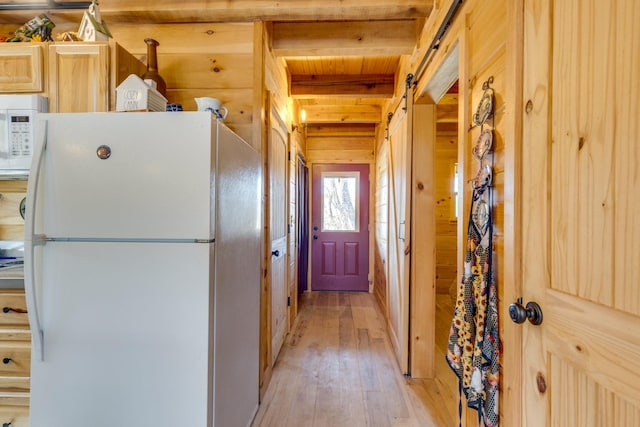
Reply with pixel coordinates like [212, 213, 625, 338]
[271, 250, 280, 257]
[313, 226, 319, 231]
[313, 235, 318, 240]
[509, 298, 543, 325]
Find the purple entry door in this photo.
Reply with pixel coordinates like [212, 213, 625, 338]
[311, 163, 369, 291]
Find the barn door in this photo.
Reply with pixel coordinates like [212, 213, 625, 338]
[269, 107, 288, 364]
[521, 0, 640, 425]
[386, 101, 413, 374]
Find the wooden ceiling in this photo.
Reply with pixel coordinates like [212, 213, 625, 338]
[271, 19, 419, 127]
[0, 0, 438, 128]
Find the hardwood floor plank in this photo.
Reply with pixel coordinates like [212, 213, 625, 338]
[252, 292, 458, 427]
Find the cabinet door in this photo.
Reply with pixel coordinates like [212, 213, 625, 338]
[48, 43, 109, 112]
[0, 44, 44, 93]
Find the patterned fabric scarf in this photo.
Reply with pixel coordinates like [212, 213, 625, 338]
[446, 186, 500, 427]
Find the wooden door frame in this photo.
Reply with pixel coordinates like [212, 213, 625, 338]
[502, 1, 524, 425]
[410, 40, 462, 382]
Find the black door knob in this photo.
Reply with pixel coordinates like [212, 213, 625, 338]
[509, 298, 543, 325]
[313, 235, 318, 240]
[313, 226, 319, 231]
[271, 250, 280, 257]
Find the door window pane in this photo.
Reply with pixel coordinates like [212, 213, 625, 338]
[322, 173, 359, 231]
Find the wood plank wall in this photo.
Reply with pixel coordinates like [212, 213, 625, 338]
[374, 131, 388, 310]
[109, 23, 256, 145]
[434, 130, 457, 295]
[305, 124, 375, 164]
[377, 0, 509, 424]
[0, 22, 257, 145]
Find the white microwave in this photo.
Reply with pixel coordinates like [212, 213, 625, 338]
[0, 95, 48, 176]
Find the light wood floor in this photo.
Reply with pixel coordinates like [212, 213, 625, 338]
[252, 291, 458, 427]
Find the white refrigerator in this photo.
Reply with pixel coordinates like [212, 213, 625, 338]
[24, 112, 262, 427]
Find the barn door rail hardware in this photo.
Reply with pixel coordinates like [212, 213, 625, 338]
[410, 0, 465, 86]
[402, 74, 414, 112]
[384, 112, 393, 141]
[0, 0, 91, 10]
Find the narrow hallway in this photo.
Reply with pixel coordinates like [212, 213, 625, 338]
[252, 292, 456, 427]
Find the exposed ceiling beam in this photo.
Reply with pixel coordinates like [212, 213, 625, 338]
[0, 0, 433, 24]
[291, 74, 395, 98]
[303, 104, 381, 124]
[272, 20, 417, 57]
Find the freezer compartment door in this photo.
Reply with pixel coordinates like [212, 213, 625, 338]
[33, 112, 216, 240]
[29, 241, 213, 427]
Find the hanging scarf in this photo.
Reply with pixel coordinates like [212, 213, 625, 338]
[446, 184, 500, 427]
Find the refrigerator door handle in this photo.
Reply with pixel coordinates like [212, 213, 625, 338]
[24, 120, 47, 361]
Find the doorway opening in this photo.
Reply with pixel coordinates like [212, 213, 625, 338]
[296, 156, 309, 294]
[432, 80, 460, 421]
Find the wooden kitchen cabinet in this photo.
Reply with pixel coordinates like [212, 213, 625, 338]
[0, 41, 145, 112]
[0, 290, 31, 426]
[0, 44, 44, 93]
[48, 41, 145, 112]
[47, 42, 109, 112]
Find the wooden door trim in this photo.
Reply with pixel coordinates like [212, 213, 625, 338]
[521, 0, 549, 422]
[502, 0, 524, 425]
[409, 103, 436, 379]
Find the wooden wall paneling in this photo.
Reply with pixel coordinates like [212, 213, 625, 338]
[409, 103, 436, 379]
[306, 137, 375, 151]
[159, 54, 254, 89]
[254, 22, 271, 399]
[306, 149, 374, 164]
[457, 12, 475, 427]
[306, 123, 376, 137]
[303, 104, 382, 124]
[434, 132, 458, 294]
[108, 23, 254, 55]
[305, 135, 375, 164]
[374, 135, 389, 312]
[0, 181, 27, 242]
[107, 23, 256, 143]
